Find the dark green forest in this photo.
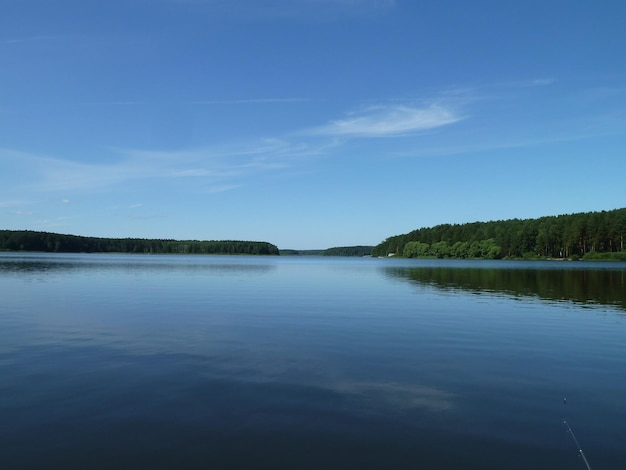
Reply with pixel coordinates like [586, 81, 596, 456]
[322, 246, 373, 257]
[0, 231, 279, 255]
[280, 245, 374, 256]
[372, 207, 626, 260]
[279, 249, 324, 256]
[280, 246, 373, 256]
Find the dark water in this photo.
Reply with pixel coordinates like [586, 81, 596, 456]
[1, 254, 625, 469]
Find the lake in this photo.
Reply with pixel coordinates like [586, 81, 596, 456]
[1, 253, 625, 469]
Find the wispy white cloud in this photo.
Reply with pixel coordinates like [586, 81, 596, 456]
[190, 98, 308, 105]
[489, 78, 558, 92]
[67, 101, 144, 106]
[34, 216, 73, 231]
[284, 0, 397, 16]
[1, 100, 463, 201]
[0, 200, 30, 208]
[204, 184, 242, 194]
[0, 36, 54, 45]
[531, 78, 556, 86]
[392, 126, 624, 160]
[0, 136, 326, 196]
[128, 213, 168, 221]
[308, 104, 462, 138]
[174, 0, 395, 21]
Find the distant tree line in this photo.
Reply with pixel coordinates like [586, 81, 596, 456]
[322, 246, 373, 257]
[0, 231, 280, 255]
[279, 246, 373, 256]
[279, 249, 324, 256]
[372, 207, 626, 260]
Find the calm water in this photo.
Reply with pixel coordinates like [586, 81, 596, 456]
[1, 254, 625, 469]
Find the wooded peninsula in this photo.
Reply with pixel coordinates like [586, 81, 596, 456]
[372, 207, 626, 261]
[0, 231, 279, 255]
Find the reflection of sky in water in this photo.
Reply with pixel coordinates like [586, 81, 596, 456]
[330, 381, 454, 412]
[4, 258, 623, 390]
[2, 255, 457, 417]
[2, 255, 626, 468]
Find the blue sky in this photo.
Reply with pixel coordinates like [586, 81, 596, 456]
[2, 0, 626, 249]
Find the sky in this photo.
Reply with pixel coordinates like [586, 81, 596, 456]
[2, 0, 626, 249]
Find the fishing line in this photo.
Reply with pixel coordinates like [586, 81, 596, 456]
[563, 419, 592, 470]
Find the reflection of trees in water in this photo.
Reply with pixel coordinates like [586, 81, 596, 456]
[0, 254, 276, 278]
[385, 266, 626, 312]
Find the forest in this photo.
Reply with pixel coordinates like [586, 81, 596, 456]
[322, 245, 373, 257]
[372, 207, 626, 260]
[280, 246, 373, 256]
[0, 231, 280, 255]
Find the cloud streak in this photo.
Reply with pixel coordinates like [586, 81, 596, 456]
[0, 36, 54, 45]
[0, 199, 30, 208]
[531, 78, 556, 86]
[190, 98, 308, 105]
[1, 99, 463, 202]
[0, 136, 326, 196]
[176, 0, 396, 19]
[309, 104, 462, 138]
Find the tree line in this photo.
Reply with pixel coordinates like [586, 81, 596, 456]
[0, 231, 280, 255]
[372, 207, 626, 260]
[322, 246, 373, 257]
[280, 246, 373, 256]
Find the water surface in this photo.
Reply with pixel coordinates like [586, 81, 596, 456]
[1, 254, 625, 469]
